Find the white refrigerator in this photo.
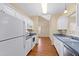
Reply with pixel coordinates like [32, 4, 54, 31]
[0, 11, 27, 56]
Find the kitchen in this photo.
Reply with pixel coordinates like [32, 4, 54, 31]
[0, 3, 79, 56]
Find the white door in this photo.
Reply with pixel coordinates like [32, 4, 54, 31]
[0, 37, 25, 56]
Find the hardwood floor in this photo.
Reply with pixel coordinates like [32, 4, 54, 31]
[27, 37, 58, 56]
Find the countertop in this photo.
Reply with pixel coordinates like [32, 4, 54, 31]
[53, 34, 79, 55]
[26, 33, 36, 40]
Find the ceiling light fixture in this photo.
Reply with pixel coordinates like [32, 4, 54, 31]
[64, 3, 67, 13]
[41, 3, 47, 14]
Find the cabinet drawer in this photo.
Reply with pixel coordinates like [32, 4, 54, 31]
[53, 36, 64, 56]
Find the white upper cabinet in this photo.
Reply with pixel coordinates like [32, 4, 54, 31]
[57, 16, 68, 30]
[27, 19, 33, 29]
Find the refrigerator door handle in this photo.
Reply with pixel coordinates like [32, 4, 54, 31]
[0, 35, 24, 42]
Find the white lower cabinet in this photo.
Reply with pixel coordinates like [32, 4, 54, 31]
[53, 36, 64, 56]
[25, 38, 32, 55]
[25, 36, 37, 55]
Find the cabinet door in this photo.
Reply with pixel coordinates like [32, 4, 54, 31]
[53, 37, 59, 53]
[0, 37, 25, 56]
[25, 38, 32, 55]
[53, 36, 64, 56]
[56, 39, 64, 56]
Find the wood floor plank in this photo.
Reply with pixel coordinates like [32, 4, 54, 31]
[27, 37, 58, 56]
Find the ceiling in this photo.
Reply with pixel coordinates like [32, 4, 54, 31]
[9, 3, 75, 21]
[11, 3, 66, 16]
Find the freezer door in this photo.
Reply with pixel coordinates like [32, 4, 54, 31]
[0, 36, 25, 56]
[0, 13, 26, 41]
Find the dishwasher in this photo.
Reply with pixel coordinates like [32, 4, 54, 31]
[63, 44, 77, 56]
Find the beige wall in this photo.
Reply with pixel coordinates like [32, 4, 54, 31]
[31, 16, 49, 37]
